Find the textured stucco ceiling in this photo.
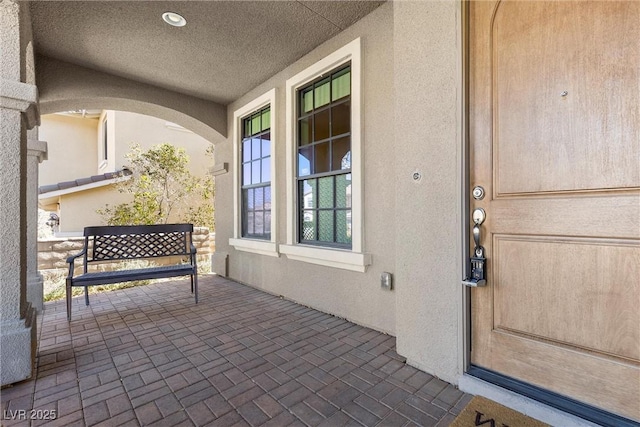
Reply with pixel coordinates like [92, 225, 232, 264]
[29, 1, 384, 105]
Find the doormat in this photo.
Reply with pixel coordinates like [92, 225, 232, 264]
[450, 396, 550, 427]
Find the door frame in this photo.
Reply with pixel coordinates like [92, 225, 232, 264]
[459, 0, 472, 378]
[458, 2, 638, 426]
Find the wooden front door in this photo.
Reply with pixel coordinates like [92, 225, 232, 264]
[469, 0, 640, 422]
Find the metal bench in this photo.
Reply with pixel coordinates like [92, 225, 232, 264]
[66, 224, 198, 320]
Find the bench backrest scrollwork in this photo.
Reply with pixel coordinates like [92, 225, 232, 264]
[82, 224, 194, 272]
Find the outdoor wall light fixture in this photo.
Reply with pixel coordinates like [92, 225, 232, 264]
[162, 12, 186, 27]
[46, 213, 60, 234]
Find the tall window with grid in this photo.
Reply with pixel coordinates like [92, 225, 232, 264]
[297, 65, 352, 247]
[241, 107, 271, 239]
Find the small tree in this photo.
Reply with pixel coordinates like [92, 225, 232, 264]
[98, 143, 214, 229]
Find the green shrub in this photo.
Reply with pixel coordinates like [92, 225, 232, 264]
[97, 143, 215, 229]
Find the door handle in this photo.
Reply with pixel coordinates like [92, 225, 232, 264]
[463, 208, 487, 287]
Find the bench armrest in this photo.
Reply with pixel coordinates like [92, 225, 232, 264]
[66, 249, 87, 279]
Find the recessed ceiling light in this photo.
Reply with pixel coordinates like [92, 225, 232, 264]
[162, 12, 186, 27]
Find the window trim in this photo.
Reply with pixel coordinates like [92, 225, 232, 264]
[230, 88, 279, 257]
[283, 38, 369, 272]
[98, 113, 110, 171]
[102, 118, 108, 161]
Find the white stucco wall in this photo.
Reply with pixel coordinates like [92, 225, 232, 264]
[216, 3, 397, 335]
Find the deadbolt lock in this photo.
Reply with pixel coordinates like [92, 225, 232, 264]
[472, 186, 485, 200]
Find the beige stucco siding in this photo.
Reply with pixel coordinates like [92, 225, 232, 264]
[38, 114, 98, 185]
[58, 186, 129, 233]
[393, 1, 463, 384]
[56, 182, 210, 235]
[111, 111, 216, 176]
[216, 3, 397, 335]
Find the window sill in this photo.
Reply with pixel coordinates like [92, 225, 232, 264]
[229, 238, 279, 257]
[280, 244, 371, 272]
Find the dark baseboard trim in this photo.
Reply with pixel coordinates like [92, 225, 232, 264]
[468, 366, 640, 427]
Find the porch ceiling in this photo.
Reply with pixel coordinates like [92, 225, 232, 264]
[28, 1, 384, 105]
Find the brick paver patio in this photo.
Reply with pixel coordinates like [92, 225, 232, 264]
[1, 275, 470, 426]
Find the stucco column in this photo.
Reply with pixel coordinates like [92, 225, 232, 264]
[27, 131, 47, 312]
[393, 1, 462, 384]
[0, 0, 39, 386]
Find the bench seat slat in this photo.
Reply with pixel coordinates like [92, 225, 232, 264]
[70, 264, 195, 287]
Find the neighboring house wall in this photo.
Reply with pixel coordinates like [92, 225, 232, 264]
[97, 110, 116, 173]
[39, 110, 216, 234]
[38, 114, 98, 185]
[57, 186, 129, 233]
[111, 111, 213, 177]
[55, 181, 206, 234]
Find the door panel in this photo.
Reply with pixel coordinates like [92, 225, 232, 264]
[493, 1, 639, 195]
[490, 196, 639, 238]
[470, 0, 640, 421]
[493, 236, 639, 361]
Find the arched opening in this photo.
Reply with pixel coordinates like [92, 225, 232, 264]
[40, 98, 224, 144]
[36, 107, 220, 306]
[36, 55, 228, 142]
[26, 53, 229, 314]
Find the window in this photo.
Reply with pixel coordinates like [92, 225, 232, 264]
[241, 106, 271, 240]
[297, 66, 352, 247]
[98, 115, 110, 170]
[102, 119, 108, 161]
[229, 89, 278, 257]
[282, 38, 370, 272]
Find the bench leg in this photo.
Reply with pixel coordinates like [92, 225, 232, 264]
[66, 279, 72, 321]
[84, 286, 90, 306]
[190, 275, 194, 293]
[194, 274, 198, 304]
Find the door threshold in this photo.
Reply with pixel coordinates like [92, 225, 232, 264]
[459, 368, 638, 427]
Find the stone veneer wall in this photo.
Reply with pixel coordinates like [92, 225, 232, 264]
[38, 228, 215, 271]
